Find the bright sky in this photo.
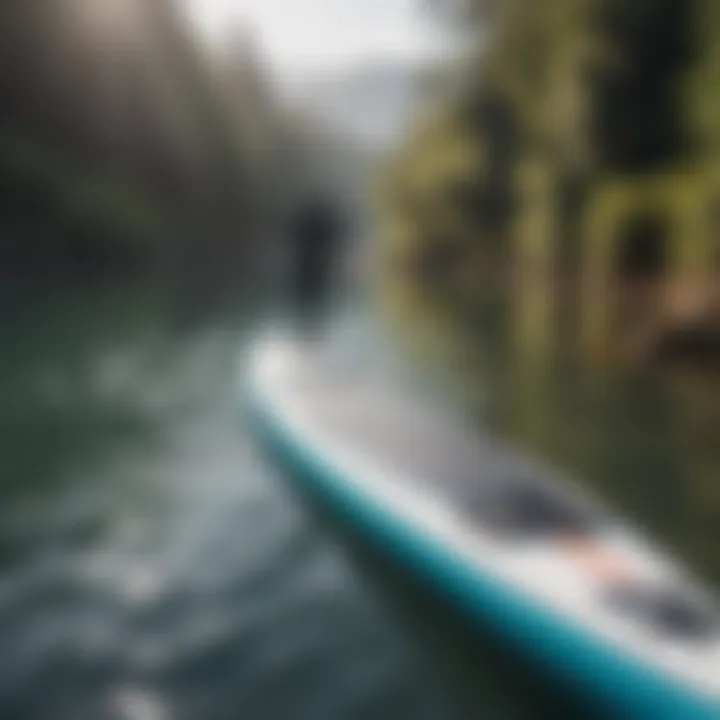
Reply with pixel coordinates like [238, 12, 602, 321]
[183, 0, 442, 78]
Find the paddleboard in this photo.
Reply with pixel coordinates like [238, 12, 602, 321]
[246, 334, 720, 718]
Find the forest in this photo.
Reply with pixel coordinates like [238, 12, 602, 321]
[380, 0, 720, 359]
[0, 0, 284, 277]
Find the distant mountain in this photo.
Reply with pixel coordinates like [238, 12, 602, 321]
[290, 59, 436, 150]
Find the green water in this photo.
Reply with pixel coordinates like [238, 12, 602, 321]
[0, 278, 716, 719]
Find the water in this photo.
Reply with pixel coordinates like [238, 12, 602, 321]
[0, 277, 716, 719]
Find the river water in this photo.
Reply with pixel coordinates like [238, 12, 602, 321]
[0, 277, 717, 720]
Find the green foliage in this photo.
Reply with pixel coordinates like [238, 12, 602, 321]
[0, 130, 171, 253]
[379, 0, 720, 321]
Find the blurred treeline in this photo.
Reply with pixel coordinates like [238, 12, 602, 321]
[379, 0, 720, 354]
[0, 0, 283, 277]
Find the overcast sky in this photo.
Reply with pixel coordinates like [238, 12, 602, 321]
[182, 0, 444, 79]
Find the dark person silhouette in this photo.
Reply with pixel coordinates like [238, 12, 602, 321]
[290, 197, 344, 330]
